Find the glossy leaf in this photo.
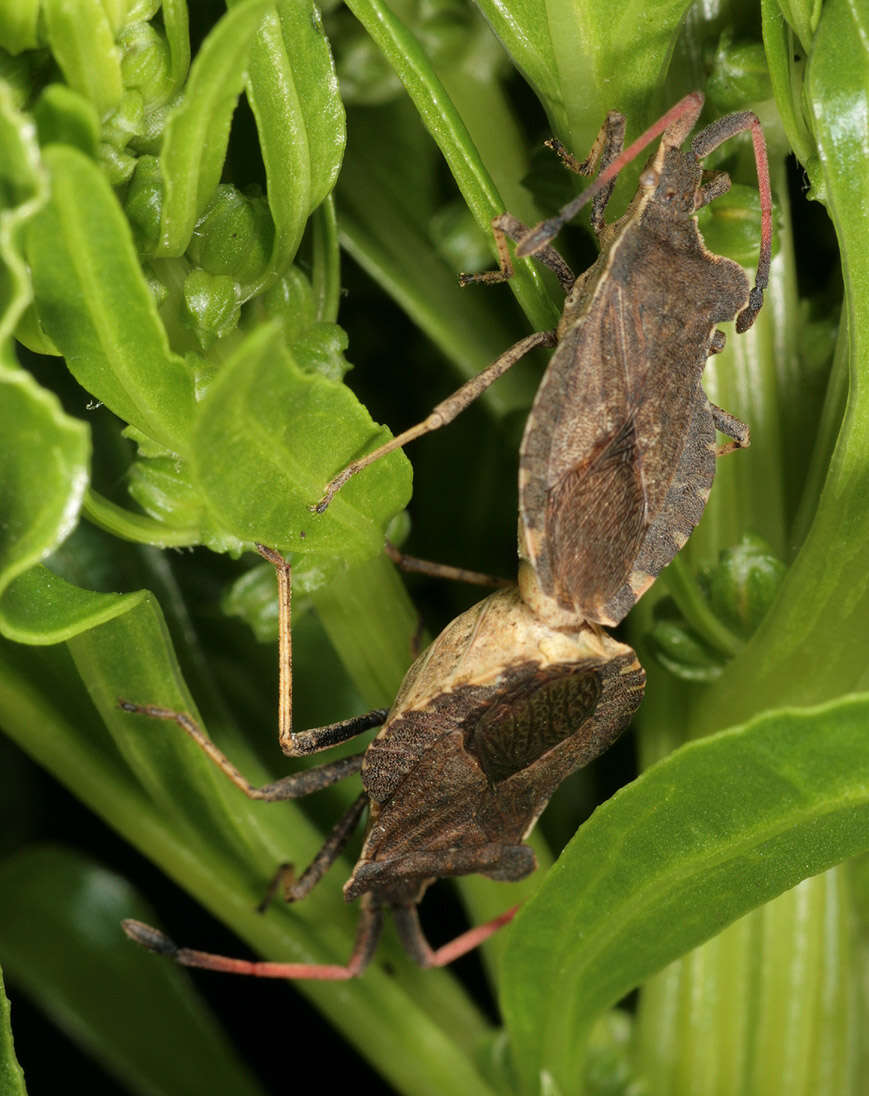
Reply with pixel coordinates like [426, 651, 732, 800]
[157, 0, 270, 257]
[81, 489, 200, 549]
[189, 323, 411, 560]
[243, 0, 346, 291]
[1, 566, 257, 858]
[0, 967, 26, 1096]
[25, 145, 195, 455]
[0, 847, 264, 1096]
[42, 0, 123, 118]
[0, 82, 46, 342]
[761, 0, 814, 166]
[0, 566, 145, 645]
[501, 694, 869, 1093]
[0, 353, 90, 614]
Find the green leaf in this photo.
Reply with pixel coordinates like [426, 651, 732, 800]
[0, 566, 145, 645]
[0, 846, 265, 1096]
[25, 145, 195, 455]
[42, 0, 123, 118]
[501, 694, 869, 1093]
[0, 82, 47, 342]
[0, 351, 90, 616]
[467, 0, 566, 135]
[761, 0, 814, 166]
[82, 489, 200, 549]
[243, 0, 346, 292]
[0, 966, 26, 1096]
[33, 84, 101, 158]
[162, 0, 191, 97]
[0, 0, 40, 54]
[189, 323, 411, 560]
[310, 195, 341, 323]
[157, 0, 271, 257]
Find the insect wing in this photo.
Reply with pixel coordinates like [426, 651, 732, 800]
[466, 665, 603, 785]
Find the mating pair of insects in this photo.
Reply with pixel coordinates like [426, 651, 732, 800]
[122, 92, 773, 979]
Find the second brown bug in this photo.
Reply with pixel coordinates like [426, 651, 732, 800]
[121, 549, 644, 980]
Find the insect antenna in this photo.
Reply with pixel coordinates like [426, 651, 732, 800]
[515, 92, 705, 257]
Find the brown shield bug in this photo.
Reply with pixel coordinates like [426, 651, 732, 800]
[121, 547, 644, 979]
[313, 92, 773, 628]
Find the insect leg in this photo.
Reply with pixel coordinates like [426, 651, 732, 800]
[516, 92, 706, 257]
[122, 893, 384, 981]
[692, 111, 773, 333]
[708, 329, 727, 355]
[384, 540, 510, 590]
[457, 213, 516, 286]
[460, 212, 574, 291]
[392, 903, 518, 968]
[259, 792, 369, 910]
[313, 329, 558, 513]
[121, 547, 386, 789]
[696, 169, 732, 207]
[254, 545, 389, 756]
[546, 110, 626, 236]
[118, 698, 367, 800]
[711, 403, 750, 456]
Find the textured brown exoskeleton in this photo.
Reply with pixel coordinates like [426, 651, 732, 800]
[314, 93, 773, 628]
[121, 549, 644, 980]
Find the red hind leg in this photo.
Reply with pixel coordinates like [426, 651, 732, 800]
[392, 903, 519, 968]
[123, 895, 383, 981]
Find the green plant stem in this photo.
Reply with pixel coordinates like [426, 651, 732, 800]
[344, 0, 557, 332]
[310, 551, 417, 708]
[662, 555, 741, 658]
[635, 870, 861, 1095]
[311, 196, 341, 324]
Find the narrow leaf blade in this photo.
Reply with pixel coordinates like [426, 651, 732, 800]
[157, 0, 271, 256]
[244, 1, 346, 287]
[0, 967, 26, 1096]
